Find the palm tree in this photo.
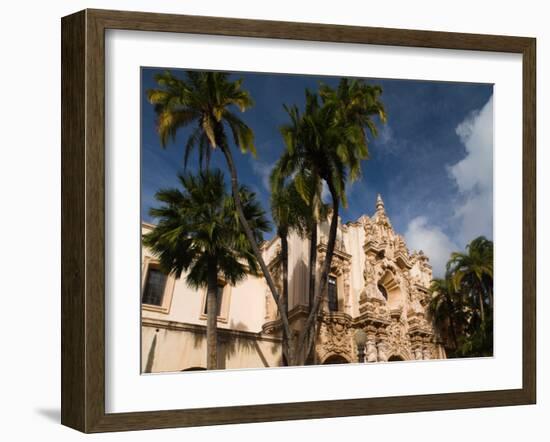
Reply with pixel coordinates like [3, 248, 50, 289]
[447, 236, 493, 323]
[147, 70, 295, 361]
[428, 237, 494, 358]
[456, 315, 493, 357]
[429, 277, 461, 354]
[272, 105, 325, 317]
[313, 78, 387, 312]
[270, 175, 314, 354]
[319, 78, 387, 183]
[148, 71, 256, 168]
[142, 170, 270, 369]
[271, 92, 343, 362]
[272, 109, 333, 363]
[275, 81, 386, 361]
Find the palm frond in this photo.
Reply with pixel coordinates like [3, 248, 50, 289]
[143, 169, 269, 289]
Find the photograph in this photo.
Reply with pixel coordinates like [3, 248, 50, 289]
[140, 67, 494, 373]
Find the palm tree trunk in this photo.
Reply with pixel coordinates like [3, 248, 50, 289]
[444, 294, 459, 350]
[281, 233, 289, 317]
[281, 231, 290, 353]
[315, 181, 340, 310]
[305, 222, 317, 363]
[219, 143, 295, 364]
[206, 262, 218, 370]
[478, 286, 486, 323]
[483, 277, 493, 311]
[308, 223, 317, 309]
[296, 181, 340, 363]
[449, 310, 459, 351]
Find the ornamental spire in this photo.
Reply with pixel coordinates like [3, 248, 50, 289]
[376, 193, 385, 212]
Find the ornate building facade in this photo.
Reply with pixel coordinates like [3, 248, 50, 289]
[141, 195, 445, 373]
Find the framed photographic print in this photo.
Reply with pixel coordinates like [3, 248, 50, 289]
[61, 9, 536, 433]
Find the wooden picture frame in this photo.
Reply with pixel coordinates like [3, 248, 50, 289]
[61, 8, 536, 433]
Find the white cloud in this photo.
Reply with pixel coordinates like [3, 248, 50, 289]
[249, 158, 274, 193]
[403, 95, 493, 277]
[448, 95, 494, 245]
[405, 217, 460, 278]
[373, 123, 405, 156]
[377, 123, 393, 145]
[321, 181, 330, 202]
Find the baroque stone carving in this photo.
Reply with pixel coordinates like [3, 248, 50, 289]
[317, 314, 353, 362]
[260, 195, 441, 364]
[353, 194, 439, 363]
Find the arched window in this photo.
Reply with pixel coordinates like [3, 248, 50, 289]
[378, 270, 404, 309]
[378, 283, 388, 301]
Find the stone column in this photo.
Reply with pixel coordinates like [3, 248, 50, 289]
[365, 326, 378, 362]
[422, 338, 433, 360]
[343, 268, 352, 312]
[376, 329, 389, 362]
[411, 336, 423, 360]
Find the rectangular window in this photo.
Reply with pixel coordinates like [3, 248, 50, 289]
[142, 267, 167, 306]
[204, 284, 224, 316]
[328, 276, 339, 312]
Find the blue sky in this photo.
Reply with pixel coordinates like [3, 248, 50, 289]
[141, 68, 493, 277]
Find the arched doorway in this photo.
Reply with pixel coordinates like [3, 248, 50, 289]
[181, 366, 207, 371]
[388, 355, 405, 362]
[322, 354, 350, 364]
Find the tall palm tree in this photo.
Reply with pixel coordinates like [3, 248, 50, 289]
[272, 105, 325, 316]
[272, 92, 343, 362]
[429, 277, 461, 353]
[148, 71, 256, 168]
[319, 78, 387, 182]
[275, 82, 386, 361]
[447, 236, 493, 323]
[272, 108, 334, 363]
[147, 70, 295, 361]
[314, 78, 387, 310]
[428, 237, 494, 358]
[142, 170, 270, 369]
[270, 174, 317, 354]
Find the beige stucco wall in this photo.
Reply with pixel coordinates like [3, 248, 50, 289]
[141, 224, 270, 333]
[142, 325, 282, 372]
[343, 221, 368, 317]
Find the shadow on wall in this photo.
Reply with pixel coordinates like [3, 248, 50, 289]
[145, 323, 278, 372]
[223, 320, 273, 368]
[289, 259, 308, 310]
[143, 334, 157, 373]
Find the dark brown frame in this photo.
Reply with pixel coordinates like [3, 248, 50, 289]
[61, 8, 536, 433]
